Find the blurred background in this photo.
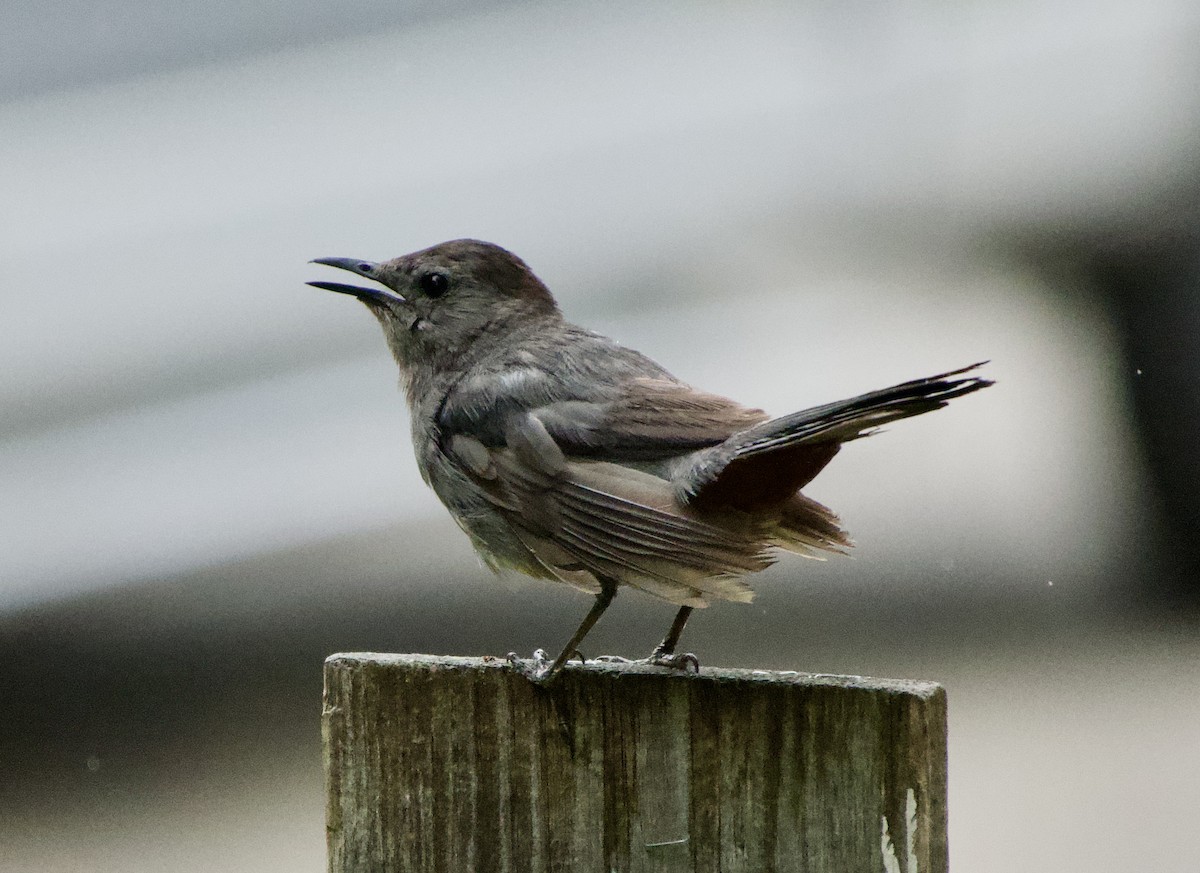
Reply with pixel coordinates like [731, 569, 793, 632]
[2, 1, 1198, 870]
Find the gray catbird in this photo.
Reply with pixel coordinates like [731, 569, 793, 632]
[309, 239, 991, 680]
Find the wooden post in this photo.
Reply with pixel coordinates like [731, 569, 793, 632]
[323, 654, 946, 873]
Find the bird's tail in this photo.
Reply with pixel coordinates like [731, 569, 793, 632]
[680, 363, 992, 515]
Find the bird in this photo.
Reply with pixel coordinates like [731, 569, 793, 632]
[308, 239, 991, 681]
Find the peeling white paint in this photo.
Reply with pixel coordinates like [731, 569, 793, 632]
[882, 787, 919, 873]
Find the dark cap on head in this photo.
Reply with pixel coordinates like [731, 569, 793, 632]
[391, 239, 557, 308]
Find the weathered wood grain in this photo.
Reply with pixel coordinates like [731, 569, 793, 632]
[323, 654, 946, 873]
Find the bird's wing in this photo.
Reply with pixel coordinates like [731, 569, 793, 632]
[529, 377, 770, 460]
[436, 324, 769, 459]
[443, 408, 772, 606]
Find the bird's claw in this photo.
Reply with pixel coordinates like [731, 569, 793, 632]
[506, 648, 553, 682]
[505, 648, 585, 683]
[504, 647, 549, 681]
[583, 652, 701, 673]
[648, 650, 701, 673]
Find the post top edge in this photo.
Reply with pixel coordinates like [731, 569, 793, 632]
[323, 652, 944, 697]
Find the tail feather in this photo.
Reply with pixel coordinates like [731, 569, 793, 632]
[769, 493, 853, 557]
[681, 363, 992, 512]
[735, 362, 991, 457]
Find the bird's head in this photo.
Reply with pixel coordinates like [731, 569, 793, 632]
[308, 239, 559, 375]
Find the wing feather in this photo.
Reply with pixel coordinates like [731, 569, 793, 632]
[460, 430, 768, 604]
[531, 378, 766, 460]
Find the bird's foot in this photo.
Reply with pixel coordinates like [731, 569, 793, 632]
[583, 651, 701, 673]
[505, 647, 698, 679]
[647, 649, 701, 673]
[506, 648, 554, 682]
[505, 648, 583, 683]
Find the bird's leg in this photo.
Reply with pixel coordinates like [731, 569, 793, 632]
[508, 578, 617, 683]
[647, 605, 700, 672]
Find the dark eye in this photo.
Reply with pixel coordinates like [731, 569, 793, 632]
[419, 272, 449, 297]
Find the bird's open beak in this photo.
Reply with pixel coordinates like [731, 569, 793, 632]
[307, 258, 407, 306]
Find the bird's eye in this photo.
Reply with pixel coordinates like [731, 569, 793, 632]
[419, 272, 449, 298]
